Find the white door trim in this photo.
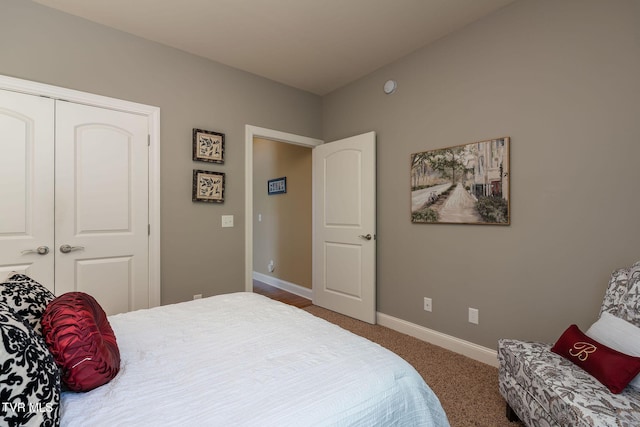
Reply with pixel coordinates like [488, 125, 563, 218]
[244, 125, 323, 292]
[0, 74, 161, 308]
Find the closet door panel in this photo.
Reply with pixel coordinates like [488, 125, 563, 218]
[76, 256, 132, 315]
[55, 101, 149, 315]
[75, 125, 132, 233]
[0, 90, 54, 288]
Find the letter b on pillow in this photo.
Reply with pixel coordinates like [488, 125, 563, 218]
[41, 292, 121, 392]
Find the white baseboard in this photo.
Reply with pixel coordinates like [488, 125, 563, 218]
[253, 272, 497, 367]
[377, 312, 498, 367]
[252, 272, 313, 300]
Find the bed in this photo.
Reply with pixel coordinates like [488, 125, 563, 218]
[58, 292, 449, 426]
[0, 275, 449, 426]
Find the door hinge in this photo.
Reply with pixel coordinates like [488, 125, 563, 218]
[148, 224, 151, 236]
[148, 135, 151, 146]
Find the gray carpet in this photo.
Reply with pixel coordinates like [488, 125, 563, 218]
[303, 305, 525, 427]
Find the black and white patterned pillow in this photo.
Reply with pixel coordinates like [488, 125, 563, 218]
[0, 301, 60, 427]
[0, 274, 55, 336]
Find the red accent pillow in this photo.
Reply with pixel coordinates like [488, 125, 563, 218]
[41, 292, 120, 392]
[551, 324, 640, 393]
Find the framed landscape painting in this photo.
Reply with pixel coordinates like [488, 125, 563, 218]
[410, 137, 510, 225]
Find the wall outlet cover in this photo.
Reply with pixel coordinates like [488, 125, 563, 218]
[468, 308, 479, 325]
[221, 215, 234, 227]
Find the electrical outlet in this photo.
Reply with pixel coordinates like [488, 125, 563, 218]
[468, 308, 479, 325]
[268, 260, 275, 273]
[423, 297, 432, 312]
[193, 294, 202, 300]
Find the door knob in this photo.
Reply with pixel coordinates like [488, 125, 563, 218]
[59, 244, 85, 254]
[358, 234, 373, 241]
[21, 246, 50, 255]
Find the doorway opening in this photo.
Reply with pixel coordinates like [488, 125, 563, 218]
[244, 126, 322, 295]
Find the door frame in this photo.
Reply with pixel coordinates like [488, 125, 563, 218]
[0, 74, 161, 307]
[244, 125, 323, 291]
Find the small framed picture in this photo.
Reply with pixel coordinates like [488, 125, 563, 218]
[193, 169, 225, 203]
[268, 177, 287, 195]
[193, 128, 224, 163]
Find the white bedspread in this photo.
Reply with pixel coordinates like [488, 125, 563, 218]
[61, 292, 449, 426]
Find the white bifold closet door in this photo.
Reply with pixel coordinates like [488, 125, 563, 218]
[0, 90, 55, 285]
[0, 90, 150, 315]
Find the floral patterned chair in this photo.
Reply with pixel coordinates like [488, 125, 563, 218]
[498, 261, 640, 427]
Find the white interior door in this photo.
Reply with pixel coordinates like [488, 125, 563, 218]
[0, 90, 55, 289]
[54, 101, 150, 315]
[312, 132, 376, 324]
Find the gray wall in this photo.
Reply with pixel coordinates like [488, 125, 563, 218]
[0, 0, 322, 305]
[323, 0, 640, 348]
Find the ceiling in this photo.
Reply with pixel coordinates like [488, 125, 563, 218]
[33, 0, 515, 95]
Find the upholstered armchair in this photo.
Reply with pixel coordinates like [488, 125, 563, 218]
[498, 261, 640, 426]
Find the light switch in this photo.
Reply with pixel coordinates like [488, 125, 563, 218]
[221, 215, 234, 228]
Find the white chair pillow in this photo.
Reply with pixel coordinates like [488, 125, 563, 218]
[586, 311, 640, 390]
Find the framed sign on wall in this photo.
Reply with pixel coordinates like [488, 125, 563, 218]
[267, 177, 287, 195]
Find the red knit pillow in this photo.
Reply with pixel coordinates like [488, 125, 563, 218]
[551, 324, 640, 394]
[41, 292, 120, 392]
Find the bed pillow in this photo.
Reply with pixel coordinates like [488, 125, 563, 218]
[0, 301, 60, 426]
[586, 311, 640, 390]
[41, 292, 121, 392]
[551, 324, 640, 393]
[0, 273, 55, 336]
